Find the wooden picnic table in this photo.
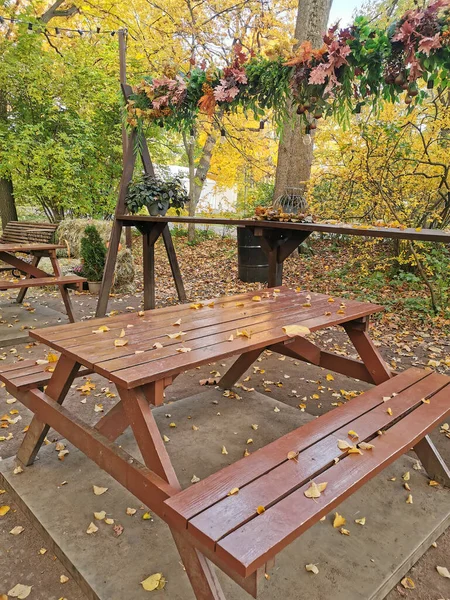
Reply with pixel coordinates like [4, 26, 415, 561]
[0, 221, 85, 322]
[2, 286, 450, 599]
[95, 215, 450, 316]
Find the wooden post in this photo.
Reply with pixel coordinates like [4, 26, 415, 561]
[118, 29, 132, 251]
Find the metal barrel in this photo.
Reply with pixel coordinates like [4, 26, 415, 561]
[237, 227, 269, 283]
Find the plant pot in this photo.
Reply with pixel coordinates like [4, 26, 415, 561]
[88, 281, 102, 294]
[148, 200, 170, 216]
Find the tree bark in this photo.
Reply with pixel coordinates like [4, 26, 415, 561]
[273, 0, 333, 201]
[0, 90, 18, 228]
[183, 128, 218, 242]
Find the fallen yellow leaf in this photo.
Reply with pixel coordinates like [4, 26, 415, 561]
[348, 430, 359, 440]
[386, 407, 393, 416]
[252, 296, 262, 302]
[93, 485, 108, 496]
[228, 487, 239, 496]
[333, 512, 346, 528]
[406, 494, 413, 504]
[282, 325, 310, 337]
[401, 577, 415, 589]
[340, 527, 350, 535]
[7, 583, 32, 599]
[304, 481, 327, 499]
[221, 445, 228, 455]
[0, 505, 10, 516]
[141, 573, 166, 591]
[305, 563, 319, 574]
[256, 505, 265, 514]
[355, 517, 366, 525]
[358, 442, 375, 450]
[236, 329, 251, 339]
[114, 338, 128, 347]
[86, 522, 98, 534]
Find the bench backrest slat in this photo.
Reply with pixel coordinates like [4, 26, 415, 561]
[0, 221, 58, 245]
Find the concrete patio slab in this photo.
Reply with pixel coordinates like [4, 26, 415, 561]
[1, 388, 449, 600]
[0, 297, 68, 347]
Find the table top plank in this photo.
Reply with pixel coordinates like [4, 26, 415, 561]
[214, 383, 450, 577]
[118, 215, 450, 244]
[162, 368, 427, 528]
[31, 289, 383, 387]
[38, 287, 292, 342]
[185, 372, 449, 550]
[57, 292, 342, 360]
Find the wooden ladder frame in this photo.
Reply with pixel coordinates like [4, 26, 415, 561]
[96, 84, 186, 318]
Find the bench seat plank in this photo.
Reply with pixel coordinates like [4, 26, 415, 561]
[0, 243, 64, 252]
[0, 359, 92, 393]
[0, 275, 84, 290]
[186, 371, 449, 550]
[163, 368, 428, 528]
[214, 382, 450, 577]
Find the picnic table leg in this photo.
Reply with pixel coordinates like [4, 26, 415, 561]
[16, 356, 80, 466]
[219, 349, 264, 389]
[413, 435, 450, 487]
[48, 250, 77, 323]
[118, 386, 227, 600]
[16, 255, 41, 304]
[343, 320, 392, 384]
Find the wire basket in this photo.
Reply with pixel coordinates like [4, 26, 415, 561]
[273, 187, 308, 215]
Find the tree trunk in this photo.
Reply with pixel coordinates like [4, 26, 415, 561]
[273, 0, 333, 201]
[0, 90, 17, 229]
[183, 128, 218, 242]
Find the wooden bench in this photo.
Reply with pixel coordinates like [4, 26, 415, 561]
[0, 221, 85, 322]
[0, 359, 92, 393]
[1, 289, 449, 599]
[163, 367, 450, 593]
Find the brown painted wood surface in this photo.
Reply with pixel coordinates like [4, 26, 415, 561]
[163, 368, 428, 525]
[0, 275, 85, 290]
[164, 369, 450, 578]
[118, 215, 450, 243]
[30, 288, 383, 388]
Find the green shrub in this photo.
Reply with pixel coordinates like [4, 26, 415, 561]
[80, 225, 107, 282]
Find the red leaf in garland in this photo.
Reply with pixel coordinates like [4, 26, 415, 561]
[418, 34, 442, 55]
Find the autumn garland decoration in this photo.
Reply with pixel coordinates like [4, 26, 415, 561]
[126, 0, 450, 133]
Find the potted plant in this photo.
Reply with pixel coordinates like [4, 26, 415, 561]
[80, 225, 107, 294]
[126, 175, 189, 216]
